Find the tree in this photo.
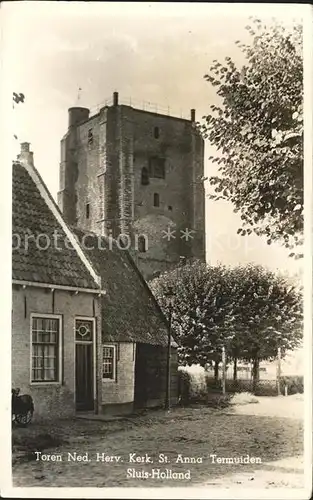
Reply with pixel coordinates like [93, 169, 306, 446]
[150, 261, 303, 392]
[200, 19, 303, 258]
[150, 261, 236, 380]
[225, 264, 303, 391]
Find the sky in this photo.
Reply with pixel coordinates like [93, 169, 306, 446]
[3, 1, 305, 277]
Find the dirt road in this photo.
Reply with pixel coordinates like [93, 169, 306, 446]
[12, 396, 304, 488]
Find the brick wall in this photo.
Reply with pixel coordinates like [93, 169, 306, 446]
[12, 287, 101, 421]
[191, 132, 206, 260]
[74, 114, 103, 234]
[100, 342, 178, 411]
[101, 342, 135, 406]
[12, 286, 173, 419]
[122, 107, 205, 278]
[58, 130, 79, 225]
[59, 102, 206, 280]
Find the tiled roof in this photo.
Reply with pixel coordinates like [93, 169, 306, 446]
[12, 162, 99, 289]
[72, 228, 170, 346]
[12, 160, 171, 346]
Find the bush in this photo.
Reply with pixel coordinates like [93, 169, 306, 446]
[254, 379, 277, 396]
[179, 369, 304, 404]
[178, 366, 208, 405]
[280, 375, 304, 395]
[205, 375, 254, 393]
[229, 392, 259, 405]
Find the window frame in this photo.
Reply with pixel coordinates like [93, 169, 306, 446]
[141, 166, 150, 186]
[30, 313, 62, 385]
[102, 344, 117, 382]
[153, 193, 160, 207]
[87, 128, 94, 146]
[138, 235, 147, 253]
[149, 157, 166, 179]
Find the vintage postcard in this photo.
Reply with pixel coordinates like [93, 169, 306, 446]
[1, 1, 312, 498]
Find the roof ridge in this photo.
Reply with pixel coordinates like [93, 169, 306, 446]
[14, 160, 103, 291]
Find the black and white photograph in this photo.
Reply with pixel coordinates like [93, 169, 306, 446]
[1, 2, 312, 498]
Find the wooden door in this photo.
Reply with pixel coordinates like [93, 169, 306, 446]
[75, 319, 94, 411]
[134, 344, 148, 408]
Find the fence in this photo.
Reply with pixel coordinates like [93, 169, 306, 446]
[88, 96, 191, 120]
[205, 363, 274, 381]
[178, 366, 304, 405]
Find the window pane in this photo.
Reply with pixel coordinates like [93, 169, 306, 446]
[75, 320, 93, 341]
[31, 316, 59, 382]
[37, 331, 46, 343]
[44, 369, 56, 381]
[32, 317, 38, 331]
[32, 368, 42, 381]
[103, 346, 115, 379]
[104, 347, 113, 358]
[51, 319, 58, 331]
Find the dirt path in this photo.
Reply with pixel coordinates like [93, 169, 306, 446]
[12, 398, 304, 488]
[230, 395, 304, 419]
[201, 455, 304, 488]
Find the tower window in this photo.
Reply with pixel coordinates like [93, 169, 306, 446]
[86, 203, 90, 219]
[138, 235, 147, 253]
[149, 157, 165, 179]
[153, 193, 160, 207]
[168, 205, 173, 211]
[88, 129, 93, 146]
[141, 167, 149, 186]
[154, 126, 160, 139]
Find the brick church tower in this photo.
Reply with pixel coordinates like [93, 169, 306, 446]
[58, 92, 206, 280]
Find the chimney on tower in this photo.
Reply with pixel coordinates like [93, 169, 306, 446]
[190, 109, 196, 122]
[113, 91, 119, 106]
[18, 142, 34, 166]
